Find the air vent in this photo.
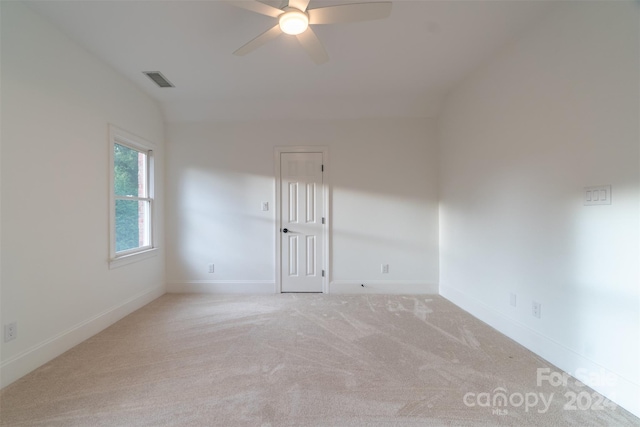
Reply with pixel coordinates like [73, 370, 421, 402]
[142, 71, 174, 88]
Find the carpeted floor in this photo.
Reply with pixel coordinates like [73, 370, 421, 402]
[0, 294, 637, 426]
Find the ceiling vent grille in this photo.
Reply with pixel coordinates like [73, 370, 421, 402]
[143, 71, 174, 88]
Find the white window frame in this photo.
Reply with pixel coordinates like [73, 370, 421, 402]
[109, 125, 157, 268]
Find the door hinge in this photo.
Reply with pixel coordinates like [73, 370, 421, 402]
[321, 165, 324, 172]
[322, 217, 325, 224]
[322, 270, 325, 277]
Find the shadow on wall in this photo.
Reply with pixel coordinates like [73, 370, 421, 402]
[165, 118, 439, 285]
[165, 118, 437, 201]
[167, 165, 439, 283]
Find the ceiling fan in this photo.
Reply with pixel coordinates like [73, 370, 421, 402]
[228, 0, 392, 64]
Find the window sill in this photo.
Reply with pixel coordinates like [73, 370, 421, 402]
[109, 248, 158, 269]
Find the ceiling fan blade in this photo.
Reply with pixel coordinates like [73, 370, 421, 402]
[308, 2, 392, 25]
[288, 0, 311, 12]
[226, 1, 283, 18]
[234, 24, 283, 56]
[296, 27, 329, 65]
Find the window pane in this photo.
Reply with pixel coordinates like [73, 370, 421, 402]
[115, 199, 150, 252]
[114, 143, 146, 197]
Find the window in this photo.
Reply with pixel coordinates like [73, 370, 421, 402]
[109, 125, 156, 267]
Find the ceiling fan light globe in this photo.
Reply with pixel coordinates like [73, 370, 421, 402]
[279, 10, 309, 35]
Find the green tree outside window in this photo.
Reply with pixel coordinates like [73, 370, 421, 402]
[114, 143, 143, 252]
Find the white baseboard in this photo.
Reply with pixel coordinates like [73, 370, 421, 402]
[330, 280, 437, 294]
[168, 280, 276, 294]
[0, 286, 165, 389]
[168, 280, 438, 295]
[440, 284, 640, 419]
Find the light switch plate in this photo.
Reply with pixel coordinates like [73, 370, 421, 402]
[584, 185, 611, 206]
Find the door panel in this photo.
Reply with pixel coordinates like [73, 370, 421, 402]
[281, 152, 323, 292]
[288, 235, 298, 276]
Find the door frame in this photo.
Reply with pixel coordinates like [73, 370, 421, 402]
[274, 146, 330, 294]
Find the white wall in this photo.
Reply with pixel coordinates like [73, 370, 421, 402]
[0, 2, 166, 387]
[166, 118, 439, 294]
[438, 1, 640, 417]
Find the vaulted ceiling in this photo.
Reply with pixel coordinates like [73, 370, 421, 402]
[27, 1, 554, 122]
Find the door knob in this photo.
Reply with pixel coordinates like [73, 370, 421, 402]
[283, 228, 289, 233]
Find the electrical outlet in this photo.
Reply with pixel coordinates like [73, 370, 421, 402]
[532, 301, 541, 319]
[262, 201, 269, 211]
[4, 322, 17, 342]
[510, 293, 517, 307]
[381, 264, 389, 274]
[208, 264, 215, 273]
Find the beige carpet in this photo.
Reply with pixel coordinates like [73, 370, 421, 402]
[1, 294, 637, 426]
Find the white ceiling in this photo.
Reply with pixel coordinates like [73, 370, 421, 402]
[27, 0, 554, 122]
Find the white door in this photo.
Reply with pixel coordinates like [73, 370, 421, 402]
[281, 152, 324, 293]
